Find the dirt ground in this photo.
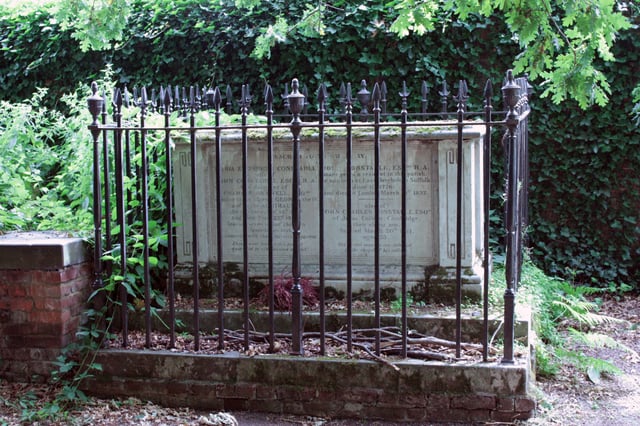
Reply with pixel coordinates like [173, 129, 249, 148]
[1, 294, 638, 425]
[525, 294, 640, 426]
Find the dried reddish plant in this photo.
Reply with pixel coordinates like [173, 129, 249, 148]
[257, 274, 318, 310]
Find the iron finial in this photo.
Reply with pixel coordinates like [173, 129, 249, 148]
[502, 70, 520, 110]
[357, 79, 371, 115]
[288, 78, 305, 116]
[87, 82, 103, 127]
[203, 86, 213, 110]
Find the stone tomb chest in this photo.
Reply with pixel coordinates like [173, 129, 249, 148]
[173, 125, 485, 301]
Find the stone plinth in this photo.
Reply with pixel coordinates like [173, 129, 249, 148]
[173, 125, 485, 301]
[0, 232, 91, 381]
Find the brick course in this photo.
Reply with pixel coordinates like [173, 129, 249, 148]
[83, 350, 536, 423]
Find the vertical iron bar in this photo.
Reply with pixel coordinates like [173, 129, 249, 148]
[345, 83, 353, 353]
[265, 84, 275, 352]
[482, 80, 493, 362]
[288, 79, 305, 356]
[162, 89, 176, 349]
[101, 92, 112, 278]
[112, 88, 128, 347]
[87, 83, 104, 313]
[502, 70, 520, 364]
[518, 77, 531, 292]
[133, 130, 141, 209]
[454, 81, 467, 359]
[399, 83, 409, 358]
[317, 83, 327, 355]
[241, 84, 251, 351]
[125, 126, 132, 216]
[140, 88, 151, 348]
[372, 83, 381, 356]
[189, 86, 200, 351]
[213, 87, 225, 350]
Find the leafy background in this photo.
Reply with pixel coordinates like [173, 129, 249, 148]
[0, 0, 638, 289]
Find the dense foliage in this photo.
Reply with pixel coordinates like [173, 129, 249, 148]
[0, 88, 93, 232]
[528, 20, 640, 288]
[0, 0, 638, 289]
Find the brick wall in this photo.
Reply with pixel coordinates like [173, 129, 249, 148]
[84, 350, 536, 423]
[0, 235, 91, 382]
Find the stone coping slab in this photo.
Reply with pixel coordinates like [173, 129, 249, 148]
[0, 231, 88, 270]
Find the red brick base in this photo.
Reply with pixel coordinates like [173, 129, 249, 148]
[0, 237, 91, 382]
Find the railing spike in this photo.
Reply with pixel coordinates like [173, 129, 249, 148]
[264, 83, 273, 104]
[140, 87, 148, 113]
[380, 81, 388, 114]
[123, 86, 131, 108]
[189, 86, 195, 107]
[163, 85, 172, 109]
[113, 87, 122, 108]
[225, 85, 233, 113]
[399, 81, 410, 98]
[244, 83, 252, 106]
[213, 86, 222, 109]
[317, 83, 326, 104]
[483, 79, 493, 100]
[371, 82, 381, 102]
[159, 86, 165, 113]
[421, 81, 429, 113]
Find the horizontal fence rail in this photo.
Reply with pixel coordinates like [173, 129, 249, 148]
[87, 70, 530, 363]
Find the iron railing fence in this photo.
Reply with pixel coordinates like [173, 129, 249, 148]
[87, 70, 530, 363]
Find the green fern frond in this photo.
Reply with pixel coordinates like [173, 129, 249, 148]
[551, 297, 622, 328]
[556, 347, 622, 376]
[567, 329, 639, 357]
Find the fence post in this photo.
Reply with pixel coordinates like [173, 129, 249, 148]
[87, 83, 105, 309]
[501, 70, 521, 364]
[288, 79, 305, 356]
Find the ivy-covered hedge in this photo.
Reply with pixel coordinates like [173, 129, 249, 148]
[528, 23, 640, 287]
[0, 0, 638, 288]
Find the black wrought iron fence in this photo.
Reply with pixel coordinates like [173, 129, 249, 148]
[87, 69, 530, 363]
